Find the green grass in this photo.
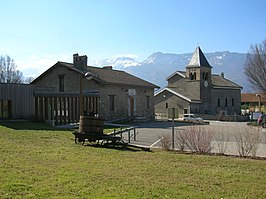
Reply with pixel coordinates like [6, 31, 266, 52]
[1, 121, 266, 198]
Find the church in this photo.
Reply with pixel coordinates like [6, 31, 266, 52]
[154, 46, 242, 118]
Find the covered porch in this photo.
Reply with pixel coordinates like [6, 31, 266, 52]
[34, 91, 100, 126]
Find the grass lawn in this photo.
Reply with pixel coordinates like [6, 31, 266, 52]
[0, 121, 266, 198]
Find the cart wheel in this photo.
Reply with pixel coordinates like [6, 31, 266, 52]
[75, 137, 85, 145]
[74, 136, 78, 144]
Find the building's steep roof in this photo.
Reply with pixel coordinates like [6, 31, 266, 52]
[169, 87, 200, 101]
[85, 64, 159, 88]
[211, 74, 242, 89]
[155, 87, 201, 103]
[187, 46, 212, 68]
[31, 61, 159, 88]
[166, 70, 241, 90]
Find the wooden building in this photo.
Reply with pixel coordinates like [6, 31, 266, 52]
[0, 83, 35, 119]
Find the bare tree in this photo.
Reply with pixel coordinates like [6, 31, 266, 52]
[235, 126, 261, 157]
[175, 125, 214, 154]
[244, 39, 266, 93]
[0, 55, 24, 83]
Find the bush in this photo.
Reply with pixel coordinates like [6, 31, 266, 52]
[235, 126, 261, 157]
[175, 125, 214, 154]
[216, 129, 229, 155]
[159, 134, 172, 151]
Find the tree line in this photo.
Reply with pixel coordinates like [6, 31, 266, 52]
[0, 55, 33, 84]
[244, 39, 266, 94]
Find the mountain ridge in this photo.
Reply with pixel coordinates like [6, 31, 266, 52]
[89, 51, 249, 92]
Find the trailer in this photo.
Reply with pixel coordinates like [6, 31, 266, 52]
[73, 116, 150, 151]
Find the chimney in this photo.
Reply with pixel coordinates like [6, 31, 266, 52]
[103, 66, 113, 70]
[221, 72, 224, 78]
[73, 53, 88, 71]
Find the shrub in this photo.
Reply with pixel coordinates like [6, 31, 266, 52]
[216, 129, 229, 155]
[235, 126, 261, 157]
[159, 134, 172, 151]
[175, 125, 214, 154]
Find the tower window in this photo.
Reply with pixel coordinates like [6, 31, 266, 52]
[190, 72, 196, 80]
[203, 72, 208, 80]
[218, 98, 220, 107]
[232, 98, 235, 107]
[166, 103, 168, 109]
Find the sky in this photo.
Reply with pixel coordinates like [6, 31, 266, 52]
[0, 0, 266, 78]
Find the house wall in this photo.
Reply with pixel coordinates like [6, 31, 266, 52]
[100, 85, 155, 120]
[155, 90, 190, 118]
[211, 88, 241, 115]
[33, 65, 101, 92]
[32, 64, 156, 121]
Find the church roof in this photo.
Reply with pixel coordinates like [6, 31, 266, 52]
[211, 74, 242, 89]
[187, 46, 212, 68]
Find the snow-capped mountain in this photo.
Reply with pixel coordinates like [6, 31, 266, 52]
[89, 51, 249, 92]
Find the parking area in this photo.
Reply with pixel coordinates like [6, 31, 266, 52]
[124, 121, 266, 157]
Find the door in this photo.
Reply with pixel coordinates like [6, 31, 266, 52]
[129, 96, 134, 116]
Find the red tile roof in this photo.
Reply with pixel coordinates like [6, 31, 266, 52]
[241, 93, 266, 103]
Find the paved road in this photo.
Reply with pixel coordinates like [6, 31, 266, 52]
[122, 121, 266, 157]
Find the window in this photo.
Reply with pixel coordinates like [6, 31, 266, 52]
[218, 98, 220, 107]
[109, 95, 115, 111]
[58, 75, 65, 92]
[189, 72, 196, 80]
[166, 103, 168, 109]
[146, 96, 150, 109]
[184, 108, 188, 114]
[225, 98, 228, 107]
[232, 98, 235, 107]
[192, 72, 196, 80]
[203, 72, 208, 80]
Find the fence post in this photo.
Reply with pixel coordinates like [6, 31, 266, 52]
[128, 129, 130, 143]
[133, 128, 136, 141]
[172, 108, 175, 150]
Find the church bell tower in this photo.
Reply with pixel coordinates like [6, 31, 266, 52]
[186, 46, 212, 114]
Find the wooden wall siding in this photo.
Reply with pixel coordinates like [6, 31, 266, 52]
[34, 96, 99, 125]
[0, 83, 35, 119]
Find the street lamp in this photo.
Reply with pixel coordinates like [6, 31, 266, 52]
[79, 72, 93, 117]
[256, 93, 262, 113]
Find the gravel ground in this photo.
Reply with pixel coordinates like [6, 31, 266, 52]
[121, 120, 266, 157]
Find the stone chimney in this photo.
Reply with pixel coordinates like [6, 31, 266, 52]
[73, 53, 88, 71]
[221, 72, 224, 78]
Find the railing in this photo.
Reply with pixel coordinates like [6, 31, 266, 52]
[109, 127, 138, 143]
